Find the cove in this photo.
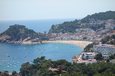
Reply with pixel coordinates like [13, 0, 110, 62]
[0, 43, 83, 72]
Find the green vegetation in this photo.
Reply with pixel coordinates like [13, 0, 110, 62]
[49, 20, 80, 33]
[19, 56, 115, 76]
[84, 43, 94, 52]
[0, 24, 39, 41]
[0, 56, 115, 76]
[109, 54, 115, 60]
[0, 24, 49, 42]
[94, 53, 103, 61]
[81, 11, 115, 22]
[101, 35, 115, 45]
[49, 11, 115, 33]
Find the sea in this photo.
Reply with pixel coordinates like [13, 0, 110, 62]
[0, 19, 83, 72]
[0, 19, 74, 33]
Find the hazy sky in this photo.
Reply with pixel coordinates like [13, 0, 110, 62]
[0, 0, 115, 20]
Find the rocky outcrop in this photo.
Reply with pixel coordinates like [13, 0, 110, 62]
[0, 24, 46, 44]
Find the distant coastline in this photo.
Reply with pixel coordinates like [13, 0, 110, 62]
[42, 40, 92, 48]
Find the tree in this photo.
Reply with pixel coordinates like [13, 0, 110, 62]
[94, 53, 103, 61]
[109, 54, 115, 60]
[84, 43, 94, 52]
[20, 56, 115, 76]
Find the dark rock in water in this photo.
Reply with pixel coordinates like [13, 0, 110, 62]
[8, 56, 10, 57]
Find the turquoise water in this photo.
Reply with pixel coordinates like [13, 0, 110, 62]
[0, 43, 82, 72]
[0, 19, 80, 72]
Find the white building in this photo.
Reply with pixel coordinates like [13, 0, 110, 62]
[72, 52, 97, 64]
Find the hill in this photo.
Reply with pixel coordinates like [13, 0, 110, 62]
[81, 11, 115, 22]
[0, 24, 48, 43]
[101, 34, 115, 45]
[49, 11, 115, 33]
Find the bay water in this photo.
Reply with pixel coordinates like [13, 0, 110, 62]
[0, 19, 82, 72]
[0, 43, 82, 72]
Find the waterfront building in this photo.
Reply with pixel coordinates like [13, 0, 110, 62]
[93, 44, 115, 59]
[72, 52, 97, 64]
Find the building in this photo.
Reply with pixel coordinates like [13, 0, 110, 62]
[72, 52, 97, 64]
[93, 44, 115, 59]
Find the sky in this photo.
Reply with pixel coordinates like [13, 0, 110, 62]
[0, 0, 115, 20]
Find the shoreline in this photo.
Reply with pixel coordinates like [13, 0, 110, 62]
[0, 40, 92, 48]
[0, 40, 92, 73]
[42, 40, 92, 48]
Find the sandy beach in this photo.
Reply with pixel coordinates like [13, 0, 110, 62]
[42, 40, 92, 48]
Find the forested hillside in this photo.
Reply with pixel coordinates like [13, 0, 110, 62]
[49, 11, 115, 33]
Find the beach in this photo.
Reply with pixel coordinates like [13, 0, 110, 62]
[43, 40, 92, 48]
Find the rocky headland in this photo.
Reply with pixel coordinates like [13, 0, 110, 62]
[0, 24, 48, 44]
